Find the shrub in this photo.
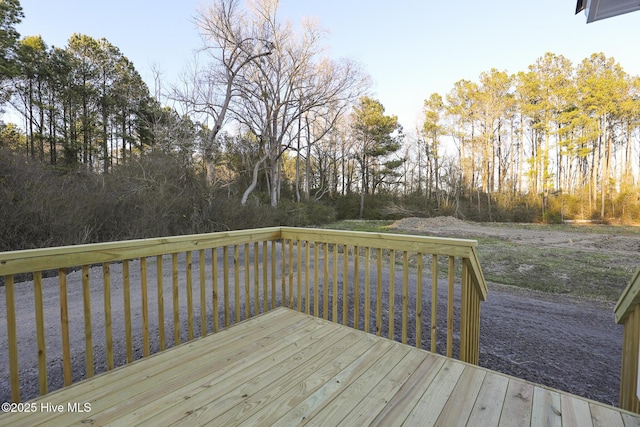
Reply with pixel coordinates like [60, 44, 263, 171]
[542, 211, 563, 224]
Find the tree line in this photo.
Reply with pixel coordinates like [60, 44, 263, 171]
[1, 0, 640, 251]
[419, 53, 640, 221]
[0, 1, 211, 173]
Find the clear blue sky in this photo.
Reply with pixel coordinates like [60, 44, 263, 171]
[17, 0, 640, 131]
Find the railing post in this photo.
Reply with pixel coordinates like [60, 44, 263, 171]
[460, 258, 481, 365]
[615, 266, 640, 413]
[620, 306, 640, 413]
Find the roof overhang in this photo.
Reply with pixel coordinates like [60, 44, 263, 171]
[576, 0, 640, 23]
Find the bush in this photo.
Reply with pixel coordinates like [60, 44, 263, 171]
[542, 211, 563, 224]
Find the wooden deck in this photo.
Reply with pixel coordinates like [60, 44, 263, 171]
[1, 308, 638, 427]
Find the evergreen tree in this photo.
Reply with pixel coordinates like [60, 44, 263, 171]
[0, 0, 23, 82]
[351, 96, 403, 218]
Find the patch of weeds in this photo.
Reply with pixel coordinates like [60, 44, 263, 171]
[315, 220, 635, 301]
[476, 239, 633, 301]
[483, 221, 640, 236]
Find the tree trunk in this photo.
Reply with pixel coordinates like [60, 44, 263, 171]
[241, 154, 268, 206]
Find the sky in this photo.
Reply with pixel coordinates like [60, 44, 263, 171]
[15, 0, 640, 132]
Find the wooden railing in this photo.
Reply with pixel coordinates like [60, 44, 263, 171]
[0, 226, 487, 403]
[615, 266, 640, 413]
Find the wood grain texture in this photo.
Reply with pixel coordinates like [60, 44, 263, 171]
[0, 308, 637, 427]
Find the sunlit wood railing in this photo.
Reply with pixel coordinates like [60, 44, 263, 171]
[0, 226, 487, 403]
[615, 266, 640, 413]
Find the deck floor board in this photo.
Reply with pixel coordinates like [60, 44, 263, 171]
[1, 307, 638, 427]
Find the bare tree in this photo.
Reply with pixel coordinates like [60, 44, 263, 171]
[229, 0, 366, 206]
[172, 0, 273, 184]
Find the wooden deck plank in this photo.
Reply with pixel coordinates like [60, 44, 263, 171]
[281, 341, 412, 426]
[434, 365, 486, 427]
[4, 308, 302, 427]
[43, 313, 315, 427]
[466, 371, 510, 426]
[589, 402, 625, 427]
[232, 336, 390, 427]
[531, 386, 562, 427]
[623, 412, 640, 427]
[498, 379, 534, 427]
[402, 359, 466, 426]
[330, 349, 431, 427]
[368, 351, 446, 426]
[84, 317, 342, 426]
[132, 323, 360, 426]
[561, 394, 594, 427]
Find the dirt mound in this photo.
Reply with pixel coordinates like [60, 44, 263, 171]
[390, 216, 467, 232]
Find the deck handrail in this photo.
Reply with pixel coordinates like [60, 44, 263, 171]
[615, 266, 640, 413]
[0, 228, 283, 275]
[1, 226, 487, 403]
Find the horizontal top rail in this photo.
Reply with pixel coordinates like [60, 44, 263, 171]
[280, 227, 488, 301]
[615, 266, 640, 324]
[0, 227, 282, 276]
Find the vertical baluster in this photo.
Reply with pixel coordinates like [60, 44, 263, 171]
[314, 242, 319, 317]
[271, 240, 276, 309]
[262, 241, 268, 312]
[244, 243, 250, 319]
[471, 267, 478, 363]
[416, 254, 423, 349]
[34, 271, 47, 394]
[460, 260, 468, 362]
[447, 256, 455, 358]
[473, 273, 478, 362]
[253, 242, 259, 314]
[103, 264, 114, 370]
[364, 247, 371, 333]
[282, 239, 287, 309]
[353, 246, 360, 329]
[323, 243, 329, 320]
[186, 252, 194, 340]
[431, 255, 438, 353]
[140, 258, 150, 356]
[82, 265, 93, 378]
[4, 275, 20, 402]
[305, 241, 310, 315]
[212, 248, 219, 333]
[297, 240, 302, 311]
[342, 245, 348, 325]
[332, 244, 338, 323]
[157, 256, 165, 350]
[288, 240, 294, 309]
[402, 251, 409, 344]
[376, 248, 383, 336]
[200, 249, 206, 337]
[59, 268, 72, 386]
[172, 253, 180, 345]
[223, 246, 229, 327]
[234, 245, 240, 322]
[123, 260, 133, 362]
[388, 251, 395, 340]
